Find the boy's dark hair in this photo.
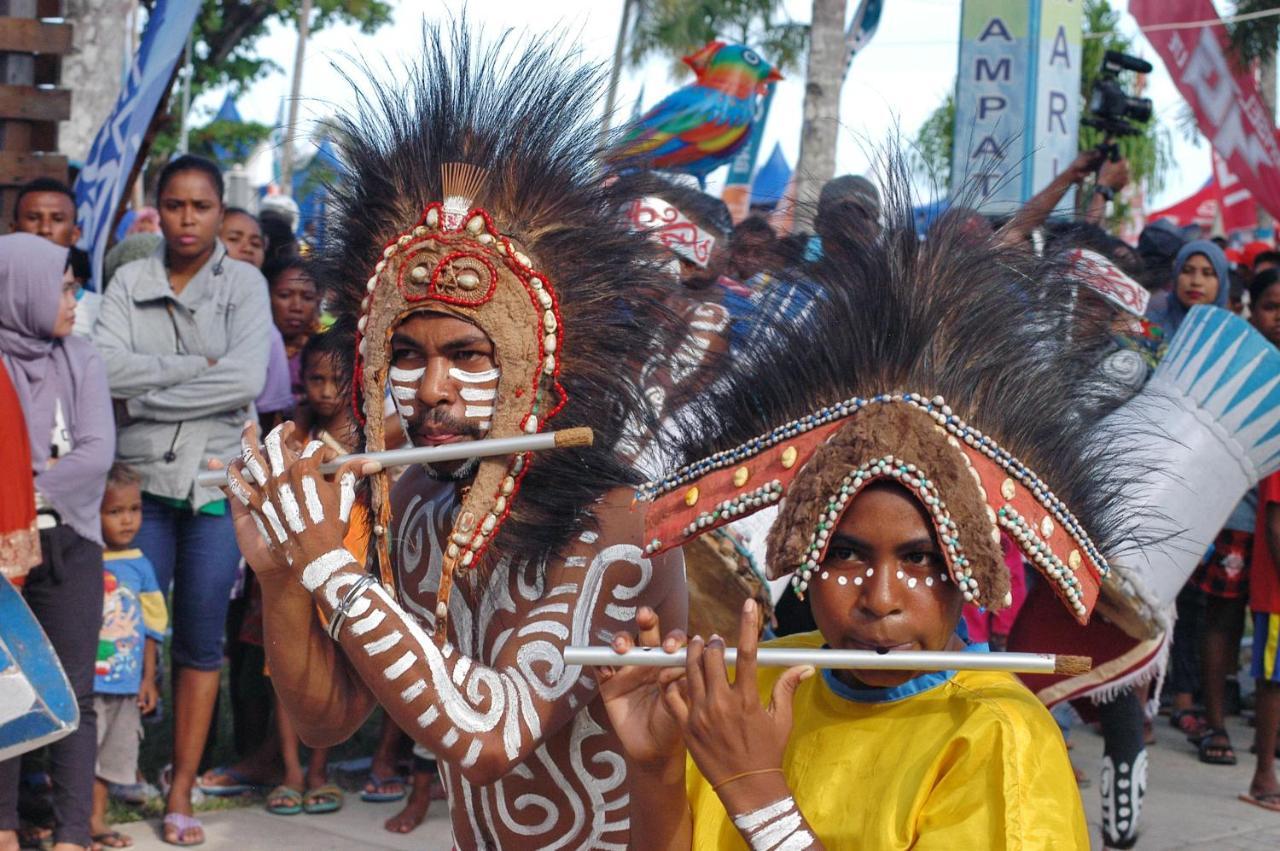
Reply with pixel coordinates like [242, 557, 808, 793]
[258, 210, 298, 264]
[263, 255, 311, 292]
[1229, 268, 1246, 304]
[68, 246, 91, 285]
[13, 177, 75, 219]
[106, 462, 142, 490]
[1249, 267, 1280, 306]
[157, 154, 224, 200]
[300, 322, 353, 387]
[1253, 250, 1280, 271]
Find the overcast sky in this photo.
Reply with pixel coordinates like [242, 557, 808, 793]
[212, 0, 1229, 211]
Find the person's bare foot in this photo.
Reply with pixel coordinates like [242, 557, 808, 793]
[383, 772, 432, 834]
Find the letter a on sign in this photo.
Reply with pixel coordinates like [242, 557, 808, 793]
[980, 17, 1013, 41]
[1051, 26, 1070, 66]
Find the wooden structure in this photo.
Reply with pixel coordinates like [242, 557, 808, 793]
[0, 0, 72, 234]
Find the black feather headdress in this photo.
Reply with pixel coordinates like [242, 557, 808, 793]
[639, 155, 1146, 624]
[312, 23, 675, 606]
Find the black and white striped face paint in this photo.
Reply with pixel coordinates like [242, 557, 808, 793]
[449, 366, 500, 432]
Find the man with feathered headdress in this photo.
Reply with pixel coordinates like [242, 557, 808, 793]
[221, 25, 686, 849]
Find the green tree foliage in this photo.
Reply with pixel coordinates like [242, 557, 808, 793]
[912, 0, 1171, 211]
[147, 0, 392, 169]
[1227, 0, 1280, 66]
[626, 0, 809, 78]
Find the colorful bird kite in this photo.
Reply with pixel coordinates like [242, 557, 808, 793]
[610, 42, 782, 183]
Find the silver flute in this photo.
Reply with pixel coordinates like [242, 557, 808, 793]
[563, 646, 1091, 675]
[195, 427, 594, 488]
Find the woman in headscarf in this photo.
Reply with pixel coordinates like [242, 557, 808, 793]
[1146, 239, 1230, 337]
[0, 232, 114, 851]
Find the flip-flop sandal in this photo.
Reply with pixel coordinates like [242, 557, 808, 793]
[266, 785, 304, 816]
[161, 812, 205, 847]
[361, 773, 407, 803]
[1239, 790, 1280, 812]
[92, 829, 134, 848]
[1198, 728, 1238, 765]
[196, 766, 257, 797]
[1170, 708, 1209, 742]
[302, 783, 345, 815]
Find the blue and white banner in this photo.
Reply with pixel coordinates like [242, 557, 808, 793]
[843, 0, 885, 78]
[74, 0, 199, 289]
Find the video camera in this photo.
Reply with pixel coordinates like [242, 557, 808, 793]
[1083, 50, 1154, 140]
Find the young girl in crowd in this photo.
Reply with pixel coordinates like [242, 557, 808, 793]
[0, 232, 114, 851]
[93, 154, 270, 847]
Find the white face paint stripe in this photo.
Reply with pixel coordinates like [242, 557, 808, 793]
[401, 680, 427, 702]
[478, 421, 491, 430]
[362, 631, 403, 656]
[417, 706, 439, 728]
[277, 483, 306, 534]
[464, 405, 493, 418]
[339, 473, 356, 524]
[264, 426, 287, 477]
[391, 385, 418, 401]
[260, 501, 288, 543]
[300, 549, 357, 593]
[459, 387, 496, 401]
[301, 440, 324, 459]
[396, 401, 415, 419]
[389, 366, 426, 383]
[383, 651, 415, 680]
[448, 367, 500, 383]
[302, 478, 325, 525]
[227, 475, 252, 507]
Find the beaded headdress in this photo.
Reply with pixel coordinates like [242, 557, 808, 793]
[314, 24, 673, 624]
[636, 172, 1143, 624]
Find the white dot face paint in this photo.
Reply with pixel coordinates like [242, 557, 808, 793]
[853, 576, 863, 586]
[925, 577, 934, 587]
[820, 571, 829, 581]
[837, 576, 847, 586]
[448, 367, 500, 384]
[907, 577, 918, 589]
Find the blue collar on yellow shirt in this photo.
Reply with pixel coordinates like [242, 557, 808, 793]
[821, 621, 989, 704]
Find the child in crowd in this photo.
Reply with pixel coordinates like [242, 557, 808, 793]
[91, 464, 167, 848]
[1242, 270, 1280, 812]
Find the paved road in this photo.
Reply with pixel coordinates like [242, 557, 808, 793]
[116, 711, 1280, 849]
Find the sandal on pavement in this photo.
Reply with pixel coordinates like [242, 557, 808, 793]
[92, 829, 134, 848]
[361, 773, 407, 803]
[161, 812, 204, 847]
[1198, 728, 1237, 765]
[1239, 790, 1280, 812]
[302, 784, 344, 815]
[196, 766, 257, 797]
[266, 785, 303, 816]
[1170, 708, 1209, 742]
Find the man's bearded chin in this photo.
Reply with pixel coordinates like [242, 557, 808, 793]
[409, 407, 488, 480]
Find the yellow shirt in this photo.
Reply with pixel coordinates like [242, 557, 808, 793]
[686, 632, 1088, 850]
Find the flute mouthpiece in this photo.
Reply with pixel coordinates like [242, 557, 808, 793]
[554, 427, 594, 448]
[1053, 655, 1092, 676]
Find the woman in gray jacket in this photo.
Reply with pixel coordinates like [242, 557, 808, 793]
[94, 155, 269, 847]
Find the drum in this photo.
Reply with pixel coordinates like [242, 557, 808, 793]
[0, 577, 77, 762]
[684, 527, 774, 645]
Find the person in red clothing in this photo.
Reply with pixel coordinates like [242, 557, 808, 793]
[0, 361, 38, 583]
[1244, 269, 1280, 812]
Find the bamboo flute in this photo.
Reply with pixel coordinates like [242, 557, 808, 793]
[563, 646, 1092, 676]
[195, 427, 594, 489]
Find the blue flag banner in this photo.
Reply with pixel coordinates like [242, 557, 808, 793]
[73, 0, 199, 289]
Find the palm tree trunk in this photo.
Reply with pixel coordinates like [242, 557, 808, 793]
[601, 0, 635, 138]
[792, 0, 848, 233]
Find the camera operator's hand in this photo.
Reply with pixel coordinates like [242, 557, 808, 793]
[1098, 157, 1130, 192]
[1063, 149, 1106, 185]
